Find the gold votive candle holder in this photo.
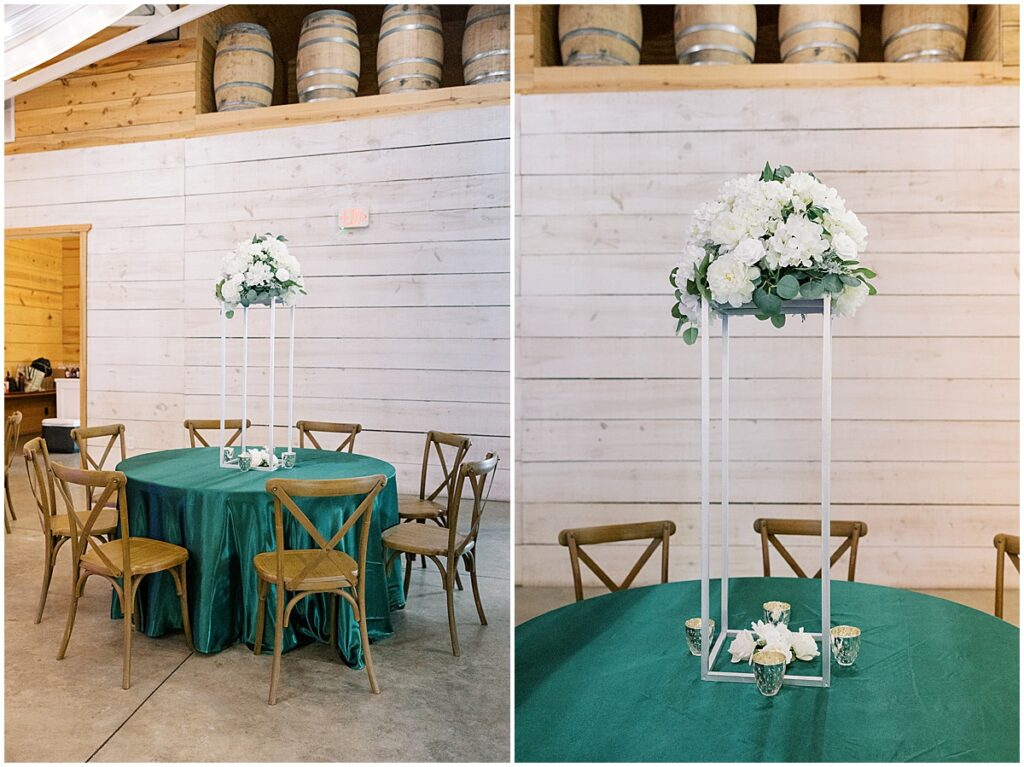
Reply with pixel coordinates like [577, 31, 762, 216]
[752, 649, 787, 696]
[830, 625, 862, 667]
[684, 617, 715, 657]
[762, 600, 791, 626]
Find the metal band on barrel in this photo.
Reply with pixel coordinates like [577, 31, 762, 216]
[214, 80, 274, 95]
[297, 66, 360, 82]
[377, 72, 441, 89]
[565, 51, 633, 66]
[466, 70, 511, 84]
[559, 26, 641, 53]
[217, 45, 273, 58]
[297, 35, 360, 51]
[377, 56, 443, 74]
[465, 7, 510, 28]
[382, 5, 440, 21]
[221, 22, 270, 38]
[378, 22, 443, 41]
[782, 41, 858, 61]
[302, 9, 356, 24]
[678, 43, 754, 63]
[216, 99, 266, 111]
[894, 48, 959, 62]
[299, 83, 358, 99]
[675, 22, 756, 45]
[301, 23, 358, 36]
[779, 20, 860, 45]
[882, 22, 966, 49]
[463, 47, 511, 67]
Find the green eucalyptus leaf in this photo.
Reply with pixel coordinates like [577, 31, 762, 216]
[225, 309, 234, 319]
[773, 165, 794, 181]
[801, 279, 825, 299]
[823, 274, 844, 294]
[753, 287, 782, 316]
[760, 161, 774, 182]
[670, 266, 679, 287]
[676, 317, 686, 334]
[771, 314, 786, 329]
[776, 274, 800, 299]
[854, 267, 877, 278]
[671, 303, 683, 319]
[683, 327, 699, 345]
[840, 274, 861, 287]
[754, 312, 770, 321]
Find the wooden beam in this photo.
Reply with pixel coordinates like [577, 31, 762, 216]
[5, 4, 223, 100]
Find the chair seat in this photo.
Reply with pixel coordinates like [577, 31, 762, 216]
[81, 537, 188, 577]
[253, 549, 358, 588]
[382, 523, 469, 556]
[397, 496, 446, 520]
[50, 508, 119, 538]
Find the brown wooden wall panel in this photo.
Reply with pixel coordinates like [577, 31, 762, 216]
[4, 237, 64, 371]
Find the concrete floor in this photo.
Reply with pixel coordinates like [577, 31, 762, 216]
[516, 585, 1019, 627]
[5, 447, 510, 763]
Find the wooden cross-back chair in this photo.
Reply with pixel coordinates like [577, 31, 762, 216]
[753, 518, 868, 582]
[994, 533, 1020, 620]
[72, 423, 126, 507]
[51, 461, 191, 690]
[296, 420, 363, 453]
[24, 437, 118, 624]
[184, 418, 252, 448]
[384, 453, 499, 656]
[557, 520, 677, 602]
[5, 411, 23, 532]
[254, 474, 387, 705]
[398, 430, 472, 526]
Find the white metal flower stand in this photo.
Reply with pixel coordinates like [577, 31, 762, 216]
[218, 298, 296, 471]
[698, 296, 832, 688]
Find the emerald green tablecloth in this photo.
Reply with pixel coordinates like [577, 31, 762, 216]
[116, 448, 403, 667]
[516, 577, 1020, 762]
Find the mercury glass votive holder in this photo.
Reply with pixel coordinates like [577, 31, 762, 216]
[282, 451, 296, 469]
[752, 649, 787, 696]
[222, 446, 235, 463]
[684, 617, 715, 657]
[831, 625, 862, 667]
[762, 600, 791, 626]
[238, 453, 252, 472]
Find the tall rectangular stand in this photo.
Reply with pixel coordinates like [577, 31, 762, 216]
[699, 296, 832, 688]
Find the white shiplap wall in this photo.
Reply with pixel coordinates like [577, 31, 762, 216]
[5, 105, 511, 499]
[515, 86, 1019, 589]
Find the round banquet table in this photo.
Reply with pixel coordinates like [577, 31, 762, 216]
[115, 447, 404, 667]
[515, 577, 1020, 762]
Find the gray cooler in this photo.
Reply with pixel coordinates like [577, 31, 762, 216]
[42, 418, 79, 454]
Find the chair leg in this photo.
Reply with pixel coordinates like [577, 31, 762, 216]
[467, 552, 487, 626]
[418, 519, 427, 568]
[57, 571, 85, 660]
[268, 583, 284, 705]
[123, 577, 135, 690]
[445, 563, 460, 657]
[176, 564, 193, 650]
[329, 593, 338, 656]
[254, 578, 267, 655]
[6, 478, 16, 520]
[35, 538, 56, 624]
[403, 553, 413, 597]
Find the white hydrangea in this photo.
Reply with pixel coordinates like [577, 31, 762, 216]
[767, 216, 829, 269]
[707, 253, 759, 307]
[215, 235, 305, 308]
[676, 242, 706, 284]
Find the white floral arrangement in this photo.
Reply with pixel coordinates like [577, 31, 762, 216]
[215, 233, 305, 318]
[728, 620, 820, 665]
[670, 162, 876, 343]
[243, 447, 277, 469]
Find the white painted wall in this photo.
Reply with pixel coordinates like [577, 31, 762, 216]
[5, 105, 511, 499]
[515, 86, 1019, 589]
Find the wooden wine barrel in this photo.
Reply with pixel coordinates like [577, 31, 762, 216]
[213, 23, 274, 112]
[462, 5, 511, 85]
[296, 9, 360, 102]
[779, 5, 860, 63]
[674, 5, 756, 66]
[882, 4, 968, 63]
[377, 5, 444, 94]
[559, 5, 643, 67]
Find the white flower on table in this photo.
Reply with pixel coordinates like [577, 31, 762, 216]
[728, 629, 758, 663]
[706, 253, 759, 307]
[752, 620, 794, 663]
[790, 628, 820, 661]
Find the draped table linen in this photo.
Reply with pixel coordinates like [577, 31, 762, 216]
[115, 447, 404, 667]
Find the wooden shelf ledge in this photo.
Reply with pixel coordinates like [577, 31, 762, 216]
[194, 82, 509, 138]
[521, 61, 1017, 95]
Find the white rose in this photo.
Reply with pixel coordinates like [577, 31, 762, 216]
[729, 237, 766, 266]
[833, 281, 869, 318]
[709, 211, 747, 248]
[707, 253, 760, 308]
[790, 628, 820, 662]
[831, 232, 858, 259]
[275, 268, 290, 282]
[220, 281, 241, 304]
[753, 620, 794, 664]
[832, 209, 868, 250]
[728, 629, 757, 664]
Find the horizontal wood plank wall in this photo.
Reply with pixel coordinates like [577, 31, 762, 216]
[516, 85, 1020, 590]
[5, 105, 510, 499]
[4, 237, 64, 371]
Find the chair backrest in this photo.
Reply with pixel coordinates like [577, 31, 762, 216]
[51, 462, 129, 575]
[994, 532, 1020, 619]
[753, 518, 868, 582]
[417, 430, 472, 503]
[5, 411, 23, 472]
[184, 418, 252, 447]
[265, 475, 387, 593]
[557, 520, 677, 602]
[23, 437, 56, 536]
[72, 423, 126, 506]
[296, 420, 363, 453]
[444, 452, 500, 555]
